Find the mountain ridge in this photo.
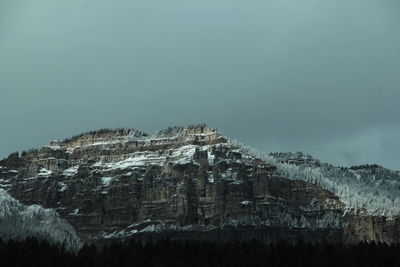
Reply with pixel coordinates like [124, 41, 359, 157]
[1, 124, 400, 246]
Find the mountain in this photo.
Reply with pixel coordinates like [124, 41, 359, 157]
[1, 124, 399, 246]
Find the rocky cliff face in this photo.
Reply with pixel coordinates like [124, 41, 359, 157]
[0, 125, 399, 244]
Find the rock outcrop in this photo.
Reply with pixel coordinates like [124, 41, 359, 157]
[0, 125, 399, 245]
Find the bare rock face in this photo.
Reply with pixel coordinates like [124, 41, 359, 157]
[343, 216, 400, 244]
[0, 125, 398, 244]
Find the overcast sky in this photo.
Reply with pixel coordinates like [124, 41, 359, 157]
[1, 0, 399, 169]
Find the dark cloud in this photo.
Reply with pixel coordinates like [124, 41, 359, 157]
[1, 0, 399, 170]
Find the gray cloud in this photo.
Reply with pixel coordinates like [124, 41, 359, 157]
[1, 0, 399, 170]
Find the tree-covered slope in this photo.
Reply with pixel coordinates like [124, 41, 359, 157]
[0, 189, 82, 252]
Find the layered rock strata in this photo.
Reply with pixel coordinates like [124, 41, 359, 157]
[0, 125, 398, 244]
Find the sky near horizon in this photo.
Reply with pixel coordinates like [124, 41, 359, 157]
[1, 0, 399, 169]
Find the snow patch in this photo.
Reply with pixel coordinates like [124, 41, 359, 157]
[37, 168, 52, 177]
[91, 144, 200, 171]
[62, 166, 78, 177]
[207, 151, 215, 165]
[207, 172, 214, 183]
[70, 209, 79, 216]
[0, 179, 11, 188]
[97, 154, 165, 170]
[58, 182, 68, 192]
[101, 177, 113, 186]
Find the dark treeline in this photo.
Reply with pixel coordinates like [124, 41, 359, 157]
[350, 164, 382, 170]
[1, 237, 400, 267]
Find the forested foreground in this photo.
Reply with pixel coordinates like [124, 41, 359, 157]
[1, 238, 400, 267]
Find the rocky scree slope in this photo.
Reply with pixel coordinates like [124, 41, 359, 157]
[0, 125, 399, 244]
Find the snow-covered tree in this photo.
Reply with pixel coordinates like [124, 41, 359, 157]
[229, 139, 400, 217]
[0, 189, 82, 253]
